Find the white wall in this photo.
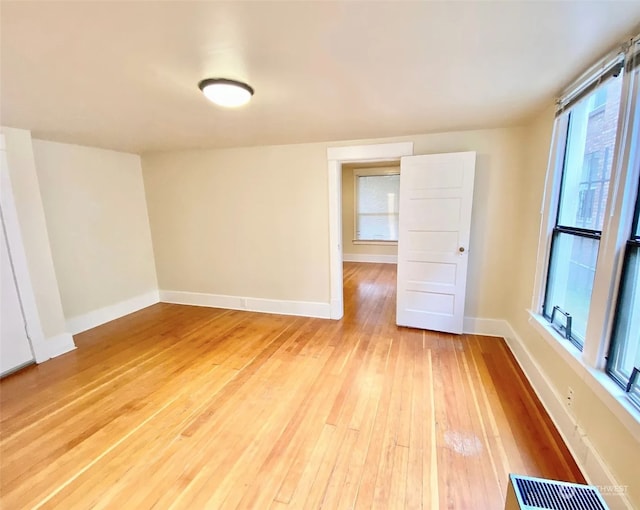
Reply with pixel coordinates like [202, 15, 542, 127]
[142, 143, 330, 312]
[142, 127, 525, 321]
[32, 140, 158, 333]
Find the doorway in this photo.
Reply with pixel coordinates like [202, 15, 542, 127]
[326, 142, 414, 320]
[328, 144, 476, 334]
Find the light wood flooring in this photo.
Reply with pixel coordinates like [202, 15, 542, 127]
[0, 262, 584, 509]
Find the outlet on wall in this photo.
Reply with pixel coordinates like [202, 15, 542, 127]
[566, 386, 574, 408]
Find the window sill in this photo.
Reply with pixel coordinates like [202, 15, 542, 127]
[352, 240, 398, 246]
[527, 311, 640, 441]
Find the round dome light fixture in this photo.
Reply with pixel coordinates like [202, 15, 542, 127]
[198, 78, 254, 108]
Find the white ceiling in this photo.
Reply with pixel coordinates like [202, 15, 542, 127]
[2, 1, 640, 154]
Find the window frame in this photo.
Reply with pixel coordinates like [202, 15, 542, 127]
[606, 163, 640, 406]
[352, 167, 400, 245]
[530, 37, 640, 424]
[541, 79, 623, 349]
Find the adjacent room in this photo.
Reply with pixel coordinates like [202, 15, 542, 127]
[1, 2, 639, 509]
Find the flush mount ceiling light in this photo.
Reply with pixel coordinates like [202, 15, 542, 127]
[198, 78, 254, 108]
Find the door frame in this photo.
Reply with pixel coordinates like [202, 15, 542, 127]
[326, 142, 414, 319]
[0, 134, 47, 364]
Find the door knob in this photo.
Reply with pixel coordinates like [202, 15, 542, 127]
[459, 247, 465, 253]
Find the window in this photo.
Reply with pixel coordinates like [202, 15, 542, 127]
[354, 170, 400, 242]
[607, 175, 640, 408]
[543, 74, 623, 348]
[534, 34, 640, 413]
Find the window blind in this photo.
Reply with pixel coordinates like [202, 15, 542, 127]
[556, 34, 639, 117]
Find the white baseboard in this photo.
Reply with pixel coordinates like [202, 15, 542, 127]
[42, 333, 76, 361]
[463, 316, 511, 337]
[159, 290, 331, 319]
[66, 290, 160, 335]
[342, 253, 397, 264]
[502, 322, 633, 510]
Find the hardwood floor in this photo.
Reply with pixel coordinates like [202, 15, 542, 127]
[0, 262, 584, 509]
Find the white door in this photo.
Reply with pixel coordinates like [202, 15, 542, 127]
[1, 214, 35, 375]
[396, 152, 476, 334]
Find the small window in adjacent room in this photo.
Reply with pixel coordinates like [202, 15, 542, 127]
[354, 170, 400, 243]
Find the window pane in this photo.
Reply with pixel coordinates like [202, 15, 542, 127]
[608, 246, 640, 382]
[544, 233, 599, 345]
[357, 175, 399, 214]
[357, 214, 399, 241]
[356, 174, 399, 241]
[557, 76, 623, 231]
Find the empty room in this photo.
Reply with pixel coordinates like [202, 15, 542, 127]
[1, 2, 639, 509]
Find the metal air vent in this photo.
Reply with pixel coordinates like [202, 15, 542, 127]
[505, 474, 609, 510]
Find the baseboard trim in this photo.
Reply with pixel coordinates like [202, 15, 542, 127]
[462, 316, 511, 337]
[43, 332, 76, 359]
[343, 253, 397, 264]
[159, 290, 331, 319]
[66, 290, 160, 335]
[502, 321, 633, 510]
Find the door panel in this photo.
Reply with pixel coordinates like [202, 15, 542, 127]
[405, 197, 462, 230]
[396, 152, 476, 334]
[405, 290, 455, 315]
[406, 231, 459, 252]
[405, 260, 457, 285]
